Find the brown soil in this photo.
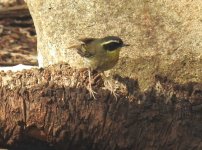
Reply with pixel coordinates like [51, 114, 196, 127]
[0, 3, 37, 66]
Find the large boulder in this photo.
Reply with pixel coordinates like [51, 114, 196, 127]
[25, 0, 202, 90]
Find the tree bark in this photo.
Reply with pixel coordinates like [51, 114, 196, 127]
[0, 64, 202, 150]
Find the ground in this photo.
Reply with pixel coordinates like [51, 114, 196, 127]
[0, 2, 37, 67]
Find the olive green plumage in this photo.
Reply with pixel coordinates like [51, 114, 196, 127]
[70, 36, 128, 72]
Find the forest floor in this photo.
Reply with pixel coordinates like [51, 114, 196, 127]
[0, 2, 37, 67]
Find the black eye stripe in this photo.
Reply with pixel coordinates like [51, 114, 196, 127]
[102, 41, 122, 51]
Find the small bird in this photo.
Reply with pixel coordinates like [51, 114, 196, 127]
[69, 36, 129, 99]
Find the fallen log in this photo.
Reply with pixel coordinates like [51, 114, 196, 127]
[0, 64, 202, 150]
[0, 5, 30, 19]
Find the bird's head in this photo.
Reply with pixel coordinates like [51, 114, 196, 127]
[100, 36, 129, 51]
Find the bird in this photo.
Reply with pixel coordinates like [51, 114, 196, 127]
[69, 36, 129, 99]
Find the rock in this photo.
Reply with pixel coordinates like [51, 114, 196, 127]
[25, 0, 202, 90]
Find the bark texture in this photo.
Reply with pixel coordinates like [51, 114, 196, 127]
[25, 0, 202, 90]
[0, 64, 202, 150]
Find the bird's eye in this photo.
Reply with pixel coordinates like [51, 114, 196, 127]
[102, 41, 122, 51]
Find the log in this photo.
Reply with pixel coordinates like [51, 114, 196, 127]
[0, 64, 202, 150]
[0, 5, 30, 19]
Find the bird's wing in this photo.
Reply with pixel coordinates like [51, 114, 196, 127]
[68, 37, 96, 49]
[68, 38, 97, 58]
[77, 45, 94, 58]
[68, 43, 94, 58]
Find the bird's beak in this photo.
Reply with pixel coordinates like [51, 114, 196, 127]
[122, 44, 130, 47]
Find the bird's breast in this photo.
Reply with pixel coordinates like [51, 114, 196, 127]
[84, 49, 120, 72]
